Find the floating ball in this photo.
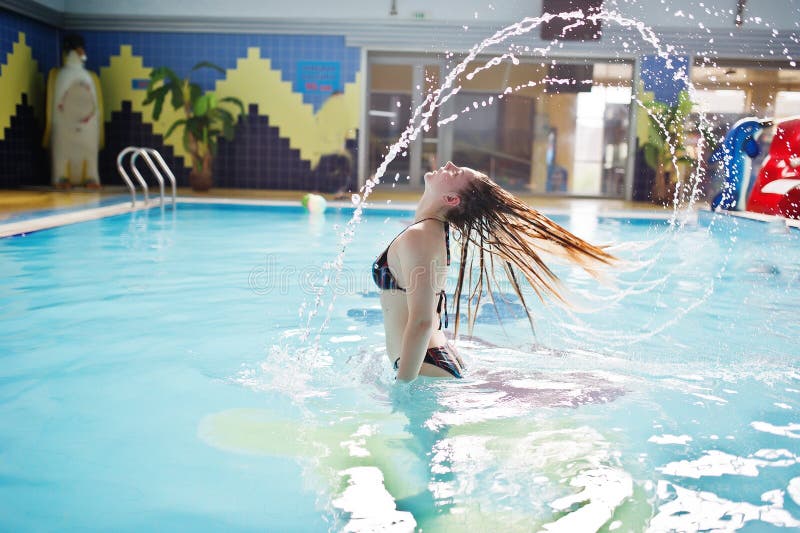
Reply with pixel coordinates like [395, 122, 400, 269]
[302, 193, 327, 214]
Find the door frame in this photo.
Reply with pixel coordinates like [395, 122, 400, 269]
[360, 52, 451, 189]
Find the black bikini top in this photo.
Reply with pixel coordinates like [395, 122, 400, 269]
[372, 218, 451, 329]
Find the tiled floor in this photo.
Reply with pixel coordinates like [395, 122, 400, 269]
[0, 190, 104, 220]
[0, 187, 667, 220]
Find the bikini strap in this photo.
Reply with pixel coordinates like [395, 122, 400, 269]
[444, 222, 450, 266]
[436, 290, 448, 330]
[440, 222, 450, 328]
[383, 217, 442, 251]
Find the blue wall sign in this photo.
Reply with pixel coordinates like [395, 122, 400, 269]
[297, 61, 341, 96]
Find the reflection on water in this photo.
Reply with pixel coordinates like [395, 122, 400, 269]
[218, 327, 800, 531]
[218, 207, 800, 530]
[4, 195, 799, 530]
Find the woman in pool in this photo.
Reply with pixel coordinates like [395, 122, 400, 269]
[372, 161, 616, 382]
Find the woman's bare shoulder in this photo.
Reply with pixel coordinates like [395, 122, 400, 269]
[394, 221, 442, 258]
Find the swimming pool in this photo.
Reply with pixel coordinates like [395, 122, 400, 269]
[1, 202, 798, 531]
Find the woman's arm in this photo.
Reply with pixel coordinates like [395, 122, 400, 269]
[394, 230, 439, 382]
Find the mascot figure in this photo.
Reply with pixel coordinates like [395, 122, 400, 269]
[747, 117, 800, 219]
[43, 34, 104, 188]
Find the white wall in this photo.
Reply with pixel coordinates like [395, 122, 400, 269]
[61, 0, 540, 21]
[609, 0, 800, 30]
[47, 0, 800, 31]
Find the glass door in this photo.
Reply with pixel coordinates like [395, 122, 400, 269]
[365, 54, 633, 197]
[446, 57, 633, 197]
[367, 55, 444, 189]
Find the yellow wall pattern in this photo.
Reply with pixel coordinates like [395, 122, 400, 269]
[99, 45, 191, 163]
[0, 33, 44, 141]
[213, 47, 361, 168]
[100, 45, 361, 169]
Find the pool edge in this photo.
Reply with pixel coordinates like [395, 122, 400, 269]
[2, 196, 797, 238]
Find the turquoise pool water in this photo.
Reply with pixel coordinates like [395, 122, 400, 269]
[1, 203, 799, 531]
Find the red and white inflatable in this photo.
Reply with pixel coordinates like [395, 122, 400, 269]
[746, 117, 800, 219]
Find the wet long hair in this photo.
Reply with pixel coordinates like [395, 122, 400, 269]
[444, 171, 616, 335]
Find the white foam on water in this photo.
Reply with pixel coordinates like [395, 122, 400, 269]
[691, 392, 729, 404]
[649, 482, 800, 532]
[648, 434, 692, 445]
[330, 335, 364, 344]
[761, 489, 785, 507]
[505, 379, 582, 390]
[788, 477, 800, 506]
[657, 449, 799, 479]
[233, 346, 329, 401]
[425, 425, 634, 528]
[751, 421, 800, 439]
[332, 466, 416, 532]
[340, 425, 376, 458]
[540, 466, 633, 533]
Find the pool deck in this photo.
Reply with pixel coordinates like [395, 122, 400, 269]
[1, 187, 797, 238]
[1, 187, 666, 216]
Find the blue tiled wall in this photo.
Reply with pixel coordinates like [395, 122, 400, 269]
[0, 8, 60, 188]
[641, 54, 689, 106]
[81, 32, 360, 112]
[1, 13, 361, 191]
[0, 8, 60, 74]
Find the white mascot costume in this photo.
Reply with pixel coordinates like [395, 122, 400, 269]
[43, 34, 104, 188]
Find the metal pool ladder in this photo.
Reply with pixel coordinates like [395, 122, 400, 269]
[116, 147, 177, 208]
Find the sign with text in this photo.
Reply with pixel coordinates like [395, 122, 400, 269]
[297, 61, 341, 96]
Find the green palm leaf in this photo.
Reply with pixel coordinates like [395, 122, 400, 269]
[218, 96, 245, 117]
[163, 119, 187, 140]
[191, 61, 226, 74]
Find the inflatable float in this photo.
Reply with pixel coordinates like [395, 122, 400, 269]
[746, 117, 800, 219]
[713, 116, 800, 219]
[710, 117, 772, 211]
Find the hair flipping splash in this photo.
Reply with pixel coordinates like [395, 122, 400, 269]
[444, 171, 616, 335]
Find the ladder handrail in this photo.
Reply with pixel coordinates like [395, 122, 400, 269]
[116, 146, 149, 207]
[131, 150, 166, 207]
[116, 146, 178, 209]
[143, 148, 177, 206]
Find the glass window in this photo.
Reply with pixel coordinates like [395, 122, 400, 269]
[365, 55, 633, 197]
[572, 86, 631, 195]
[690, 61, 800, 130]
[689, 61, 800, 200]
[367, 60, 442, 188]
[691, 89, 747, 114]
[368, 64, 413, 186]
[775, 91, 800, 119]
[450, 92, 533, 190]
[689, 61, 800, 202]
[448, 58, 632, 196]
